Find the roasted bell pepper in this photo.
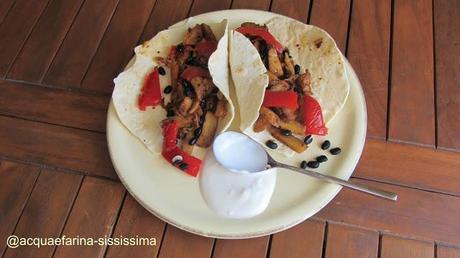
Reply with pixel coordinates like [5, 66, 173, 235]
[236, 27, 284, 54]
[303, 95, 328, 135]
[138, 68, 162, 111]
[162, 120, 179, 151]
[180, 66, 210, 82]
[195, 41, 218, 58]
[262, 91, 298, 110]
[162, 146, 202, 177]
[161, 120, 202, 177]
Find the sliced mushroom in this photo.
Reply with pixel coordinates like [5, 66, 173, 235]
[196, 112, 218, 148]
[201, 23, 216, 42]
[253, 115, 269, 132]
[178, 97, 193, 115]
[281, 107, 297, 121]
[284, 52, 295, 76]
[296, 70, 312, 95]
[268, 80, 290, 92]
[259, 106, 280, 127]
[183, 25, 203, 45]
[190, 77, 213, 100]
[181, 132, 194, 154]
[214, 99, 227, 118]
[269, 126, 307, 153]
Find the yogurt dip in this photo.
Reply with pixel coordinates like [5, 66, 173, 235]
[199, 151, 277, 219]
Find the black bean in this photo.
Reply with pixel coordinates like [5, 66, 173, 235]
[307, 161, 320, 168]
[321, 140, 331, 150]
[303, 135, 313, 144]
[266, 140, 278, 149]
[158, 66, 166, 75]
[294, 64, 301, 75]
[185, 56, 194, 65]
[281, 129, 292, 136]
[176, 43, 184, 53]
[179, 163, 188, 170]
[163, 85, 172, 94]
[330, 147, 342, 155]
[166, 109, 175, 117]
[193, 127, 202, 137]
[189, 137, 198, 145]
[183, 81, 194, 96]
[316, 155, 328, 163]
[300, 160, 307, 169]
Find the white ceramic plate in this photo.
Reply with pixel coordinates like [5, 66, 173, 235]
[106, 9, 367, 239]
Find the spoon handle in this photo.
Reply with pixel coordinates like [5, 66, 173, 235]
[274, 162, 397, 201]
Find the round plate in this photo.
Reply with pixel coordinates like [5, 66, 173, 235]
[107, 9, 367, 239]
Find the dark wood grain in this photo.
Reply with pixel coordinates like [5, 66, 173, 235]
[270, 0, 311, 22]
[269, 219, 325, 258]
[316, 179, 460, 245]
[7, 0, 85, 83]
[0, 0, 50, 77]
[347, 0, 391, 139]
[0, 161, 39, 256]
[42, 0, 120, 88]
[309, 0, 351, 52]
[0, 116, 116, 179]
[355, 139, 460, 196]
[231, 0, 271, 9]
[3, 170, 82, 258]
[324, 223, 379, 258]
[53, 177, 125, 257]
[389, 0, 435, 146]
[0, 0, 15, 25]
[434, 0, 460, 151]
[105, 194, 166, 258]
[81, 0, 157, 93]
[438, 245, 460, 258]
[189, 0, 232, 16]
[213, 237, 268, 258]
[158, 226, 214, 258]
[380, 235, 434, 258]
[0, 80, 109, 132]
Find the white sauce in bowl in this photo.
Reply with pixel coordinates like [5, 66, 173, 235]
[199, 151, 277, 219]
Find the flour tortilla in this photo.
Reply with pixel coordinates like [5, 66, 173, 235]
[230, 16, 349, 156]
[112, 20, 234, 154]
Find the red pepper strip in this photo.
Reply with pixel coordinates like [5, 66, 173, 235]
[236, 27, 284, 54]
[195, 41, 218, 58]
[262, 91, 298, 110]
[138, 68, 162, 111]
[180, 66, 210, 82]
[303, 95, 328, 136]
[162, 120, 179, 151]
[162, 147, 202, 177]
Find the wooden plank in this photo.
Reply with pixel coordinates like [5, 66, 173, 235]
[347, 0, 391, 139]
[105, 194, 166, 258]
[158, 226, 214, 258]
[389, 0, 435, 146]
[0, 0, 50, 77]
[82, 0, 191, 92]
[434, 0, 460, 151]
[269, 219, 325, 258]
[0, 116, 116, 179]
[438, 245, 460, 258]
[0, 0, 15, 25]
[213, 237, 268, 258]
[3, 170, 82, 258]
[270, 0, 311, 22]
[138, 0, 193, 44]
[189, 0, 232, 16]
[53, 177, 125, 257]
[380, 235, 434, 258]
[354, 139, 460, 196]
[316, 179, 460, 245]
[7, 0, 85, 83]
[0, 80, 109, 132]
[231, 0, 271, 10]
[309, 0, 351, 52]
[324, 223, 379, 258]
[81, 0, 157, 93]
[42, 0, 120, 88]
[0, 161, 39, 256]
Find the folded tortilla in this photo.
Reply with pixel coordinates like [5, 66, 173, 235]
[230, 16, 349, 156]
[112, 19, 234, 154]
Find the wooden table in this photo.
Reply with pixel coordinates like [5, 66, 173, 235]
[0, 0, 459, 257]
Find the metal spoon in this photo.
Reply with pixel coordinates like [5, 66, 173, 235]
[213, 131, 397, 201]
